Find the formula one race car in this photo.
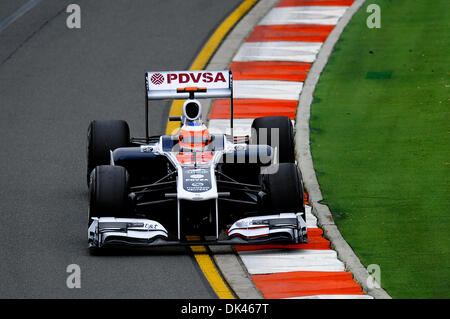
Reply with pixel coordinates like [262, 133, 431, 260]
[87, 70, 307, 248]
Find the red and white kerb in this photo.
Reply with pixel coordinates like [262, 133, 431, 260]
[208, 0, 372, 299]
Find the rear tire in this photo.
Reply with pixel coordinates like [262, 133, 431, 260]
[260, 163, 305, 214]
[251, 116, 295, 163]
[89, 165, 129, 223]
[87, 120, 130, 186]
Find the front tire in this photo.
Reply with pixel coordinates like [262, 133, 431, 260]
[89, 165, 129, 223]
[87, 120, 130, 186]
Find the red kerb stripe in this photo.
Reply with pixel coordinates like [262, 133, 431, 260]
[231, 61, 311, 82]
[252, 271, 364, 298]
[246, 24, 334, 43]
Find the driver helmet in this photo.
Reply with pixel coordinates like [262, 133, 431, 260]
[178, 122, 211, 151]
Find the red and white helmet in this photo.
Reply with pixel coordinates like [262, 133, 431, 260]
[178, 123, 211, 151]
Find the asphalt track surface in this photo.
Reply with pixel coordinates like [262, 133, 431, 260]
[0, 0, 242, 298]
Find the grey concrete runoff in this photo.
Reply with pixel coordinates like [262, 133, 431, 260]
[295, 0, 392, 299]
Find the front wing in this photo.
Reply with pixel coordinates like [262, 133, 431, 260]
[88, 213, 307, 249]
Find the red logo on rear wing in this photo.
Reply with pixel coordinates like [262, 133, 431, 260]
[150, 73, 164, 85]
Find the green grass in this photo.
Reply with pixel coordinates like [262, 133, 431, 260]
[310, 0, 449, 298]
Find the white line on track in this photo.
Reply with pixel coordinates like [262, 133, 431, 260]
[0, 0, 42, 33]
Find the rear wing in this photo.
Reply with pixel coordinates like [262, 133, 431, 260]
[144, 70, 234, 141]
[146, 70, 232, 100]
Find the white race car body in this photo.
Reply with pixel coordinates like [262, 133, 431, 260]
[87, 70, 307, 248]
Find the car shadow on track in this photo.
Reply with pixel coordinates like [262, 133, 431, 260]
[87, 244, 238, 257]
[87, 246, 193, 257]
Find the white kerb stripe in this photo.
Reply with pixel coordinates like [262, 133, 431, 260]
[305, 205, 317, 228]
[209, 118, 297, 137]
[234, 80, 303, 100]
[233, 41, 322, 63]
[209, 118, 254, 136]
[259, 6, 348, 26]
[239, 249, 345, 274]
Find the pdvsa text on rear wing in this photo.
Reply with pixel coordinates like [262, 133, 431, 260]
[146, 70, 232, 100]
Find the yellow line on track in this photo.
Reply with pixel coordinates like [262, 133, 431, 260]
[164, 0, 258, 299]
[187, 236, 235, 299]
